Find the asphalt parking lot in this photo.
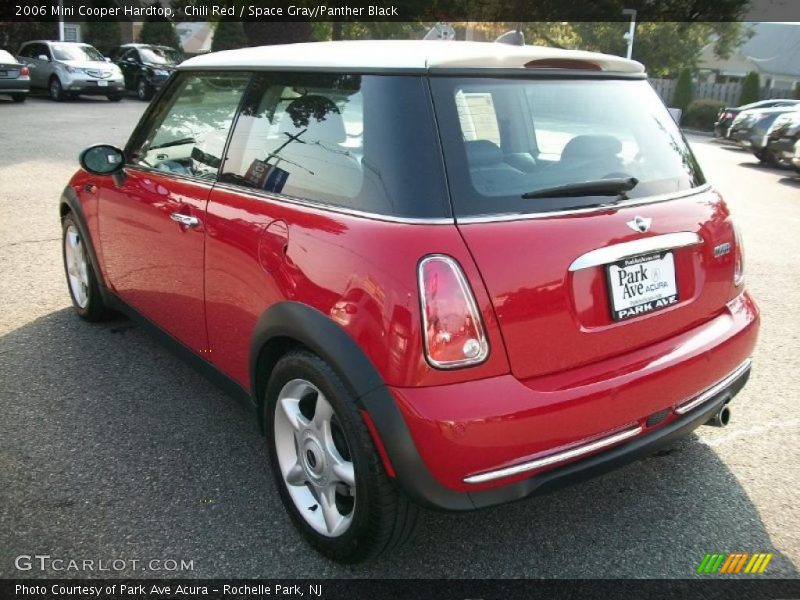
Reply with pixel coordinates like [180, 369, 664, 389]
[0, 94, 798, 579]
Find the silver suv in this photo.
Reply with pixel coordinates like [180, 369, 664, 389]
[17, 40, 125, 102]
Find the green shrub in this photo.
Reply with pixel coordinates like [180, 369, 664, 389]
[211, 20, 247, 52]
[683, 99, 726, 131]
[671, 68, 694, 112]
[739, 71, 760, 105]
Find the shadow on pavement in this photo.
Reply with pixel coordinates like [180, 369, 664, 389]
[0, 309, 797, 578]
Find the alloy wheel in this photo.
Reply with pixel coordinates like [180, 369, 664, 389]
[273, 379, 356, 538]
[64, 224, 89, 308]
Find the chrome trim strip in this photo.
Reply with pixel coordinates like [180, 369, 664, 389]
[568, 232, 702, 272]
[210, 181, 454, 225]
[456, 184, 712, 225]
[674, 359, 752, 415]
[463, 425, 643, 484]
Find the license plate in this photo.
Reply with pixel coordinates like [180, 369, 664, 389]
[97, 80, 108, 87]
[606, 251, 678, 321]
[726, 127, 732, 138]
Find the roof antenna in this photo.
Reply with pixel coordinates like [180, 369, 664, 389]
[423, 22, 456, 41]
[495, 25, 525, 46]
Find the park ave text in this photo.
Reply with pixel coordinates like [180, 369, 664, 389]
[16, 583, 323, 597]
[185, 4, 398, 18]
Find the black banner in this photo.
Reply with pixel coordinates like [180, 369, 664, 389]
[3, 579, 800, 600]
[2, 0, 800, 22]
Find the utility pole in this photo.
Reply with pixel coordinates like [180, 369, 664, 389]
[58, 0, 65, 41]
[622, 9, 637, 60]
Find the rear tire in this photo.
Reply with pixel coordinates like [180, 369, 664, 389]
[265, 350, 418, 563]
[107, 94, 122, 102]
[61, 214, 112, 321]
[11, 93, 26, 103]
[49, 76, 64, 102]
[755, 148, 778, 166]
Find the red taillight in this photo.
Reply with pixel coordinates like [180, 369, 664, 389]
[20, 66, 29, 77]
[418, 255, 489, 369]
[733, 226, 745, 287]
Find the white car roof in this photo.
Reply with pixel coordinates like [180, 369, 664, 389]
[180, 40, 644, 74]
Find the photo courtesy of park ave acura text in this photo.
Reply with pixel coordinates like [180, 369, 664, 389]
[0, 0, 798, 597]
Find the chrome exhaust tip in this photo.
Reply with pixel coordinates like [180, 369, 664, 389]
[705, 403, 731, 428]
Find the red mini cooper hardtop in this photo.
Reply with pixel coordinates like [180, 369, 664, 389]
[61, 41, 759, 562]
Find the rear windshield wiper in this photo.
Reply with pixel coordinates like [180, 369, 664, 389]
[521, 177, 638, 200]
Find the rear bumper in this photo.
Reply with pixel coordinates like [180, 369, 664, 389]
[0, 80, 30, 93]
[383, 291, 758, 510]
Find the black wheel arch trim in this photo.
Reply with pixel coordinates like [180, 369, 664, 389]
[249, 301, 476, 510]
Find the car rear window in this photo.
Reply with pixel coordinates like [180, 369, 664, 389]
[430, 77, 706, 217]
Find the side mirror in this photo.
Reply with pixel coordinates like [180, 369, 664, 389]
[80, 144, 125, 175]
[668, 107, 683, 124]
[37, 54, 49, 61]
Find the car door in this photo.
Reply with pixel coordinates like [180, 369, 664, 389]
[95, 71, 251, 355]
[120, 48, 140, 90]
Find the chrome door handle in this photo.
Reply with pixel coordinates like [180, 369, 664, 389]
[170, 213, 200, 228]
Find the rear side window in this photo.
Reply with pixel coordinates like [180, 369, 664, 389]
[221, 73, 450, 219]
[125, 72, 250, 180]
[432, 77, 706, 217]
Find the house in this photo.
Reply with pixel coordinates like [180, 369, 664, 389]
[698, 22, 800, 92]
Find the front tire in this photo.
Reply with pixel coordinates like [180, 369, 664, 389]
[265, 350, 418, 563]
[136, 78, 153, 101]
[61, 214, 111, 321]
[107, 94, 122, 102]
[49, 77, 64, 102]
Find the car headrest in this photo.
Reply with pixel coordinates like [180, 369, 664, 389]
[560, 135, 622, 162]
[278, 95, 346, 144]
[465, 140, 503, 166]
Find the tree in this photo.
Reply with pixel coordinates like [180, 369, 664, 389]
[672, 68, 694, 112]
[211, 20, 247, 52]
[739, 71, 761, 105]
[138, 4, 182, 50]
[84, 22, 121, 56]
[243, 22, 313, 47]
[0, 22, 58, 54]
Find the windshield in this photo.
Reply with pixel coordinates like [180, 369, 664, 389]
[431, 77, 705, 216]
[140, 47, 181, 66]
[52, 44, 105, 62]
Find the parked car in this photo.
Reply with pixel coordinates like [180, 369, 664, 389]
[764, 109, 800, 167]
[17, 40, 124, 101]
[109, 43, 182, 101]
[60, 41, 759, 562]
[792, 140, 800, 174]
[714, 99, 799, 139]
[728, 105, 798, 163]
[0, 49, 30, 102]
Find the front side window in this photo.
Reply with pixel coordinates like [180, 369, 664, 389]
[221, 73, 450, 218]
[432, 77, 706, 217]
[126, 71, 250, 180]
[51, 44, 104, 62]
